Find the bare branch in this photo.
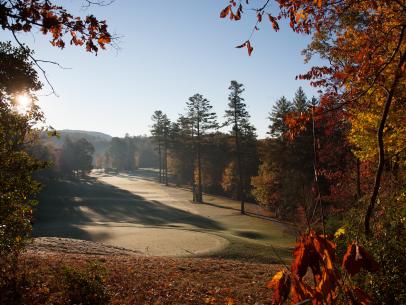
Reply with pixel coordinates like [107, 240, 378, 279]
[11, 30, 59, 96]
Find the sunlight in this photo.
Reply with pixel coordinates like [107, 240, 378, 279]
[15, 93, 32, 114]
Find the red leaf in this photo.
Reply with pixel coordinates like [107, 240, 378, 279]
[257, 12, 262, 22]
[342, 243, 379, 276]
[246, 40, 253, 56]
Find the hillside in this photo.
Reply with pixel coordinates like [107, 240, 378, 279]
[40, 129, 112, 162]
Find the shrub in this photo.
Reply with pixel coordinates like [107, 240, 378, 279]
[60, 261, 110, 305]
[342, 191, 406, 305]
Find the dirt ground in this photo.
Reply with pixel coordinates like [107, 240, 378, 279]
[33, 170, 295, 262]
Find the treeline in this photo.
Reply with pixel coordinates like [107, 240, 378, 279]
[95, 135, 157, 171]
[150, 82, 364, 222]
[36, 134, 158, 177]
[32, 136, 95, 178]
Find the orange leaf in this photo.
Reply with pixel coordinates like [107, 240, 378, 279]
[268, 270, 291, 305]
[220, 5, 232, 18]
[98, 34, 111, 45]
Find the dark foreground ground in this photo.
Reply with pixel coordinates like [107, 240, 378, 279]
[17, 251, 279, 305]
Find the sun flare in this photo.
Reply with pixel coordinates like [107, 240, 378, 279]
[15, 93, 32, 113]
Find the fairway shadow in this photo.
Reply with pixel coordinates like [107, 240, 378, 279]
[33, 176, 224, 240]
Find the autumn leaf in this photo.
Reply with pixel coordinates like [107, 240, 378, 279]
[342, 243, 379, 276]
[98, 34, 111, 45]
[220, 5, 232, 18]
[267, 270, 291, 305]
[246, 40, 253, 56]
[257, 12, 262, 22]
[314, 0, 323, 8]
[226, 297, 234, 305]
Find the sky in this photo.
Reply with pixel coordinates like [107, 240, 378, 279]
[9, 0, 321, 138]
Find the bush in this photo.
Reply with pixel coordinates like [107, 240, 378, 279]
[341, 191, 406, 305]
[61, 261, 110, 305]
[0, 258, 111, 305]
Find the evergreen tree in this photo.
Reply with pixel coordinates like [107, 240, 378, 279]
[161, 114, 171, 185]
[223, 80, 257, 214]
[168, 116, 194, 187]
[151, 110, 165, 183]
[292, 86, 309, 113]
[268, 96, 292, 138]
[186, 94, 218, 203]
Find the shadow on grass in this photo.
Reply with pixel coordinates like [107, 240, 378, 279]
[33, 176, 223, 240]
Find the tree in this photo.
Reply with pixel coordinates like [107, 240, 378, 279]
[292, 86, 308, 114]
[252, 90, 315, 221]
[161, 115, 171, 186]
[223, 80, 257, 214]
[0, 42, 46, 296]
[151, 111, 171, 184]
[167, 116, 194, 187]
[186, 94, 218, 203]
[60, 137, 95, 176]
[220, 0, 406, 236]
[268, 96, 292, 138]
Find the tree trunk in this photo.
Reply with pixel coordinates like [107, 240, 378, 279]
[196, 140, 203, 203]
[164, 139, 168, 186]
[364, 45, 405, 236]
[356, 158, 361, 199]
[233, 103, 245, 214]
[158, 142, 162, 184]
[235, 129, 244, 214]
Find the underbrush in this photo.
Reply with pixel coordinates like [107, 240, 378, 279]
[0, 257, 110, 305]
[0, 254, 278, 305]
[336, 191, 406, 305]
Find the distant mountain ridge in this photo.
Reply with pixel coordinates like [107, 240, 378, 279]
[57, 129, 112, 141]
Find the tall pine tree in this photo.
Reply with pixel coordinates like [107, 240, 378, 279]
[186, 94, 218, 203]
[223, 80, 256, 214]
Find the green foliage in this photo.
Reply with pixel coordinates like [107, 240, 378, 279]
[0, 42, 45, 257]
[252, 88, 314, 220]
[150, 110, 171, 184]
[223, 81, 258, 209]
[0, 41, 46, 304]
[268, 96, 292, 138]
[340, 192, 406, 305]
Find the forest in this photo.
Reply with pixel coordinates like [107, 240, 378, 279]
[0, 0, 405, 305]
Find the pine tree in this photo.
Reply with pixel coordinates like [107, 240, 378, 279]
[292, 86, 309, 113]
[223, 80, 257, 214]
[186, 94, 218, 203]
[151, 110, 165, 183]
[268, 96, 292, 138]
[161, 114, 171, 186]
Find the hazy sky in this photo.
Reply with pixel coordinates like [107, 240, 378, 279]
[10, 0, 321, 138]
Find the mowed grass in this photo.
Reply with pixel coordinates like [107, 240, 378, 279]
[34, 173, 296, 263]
